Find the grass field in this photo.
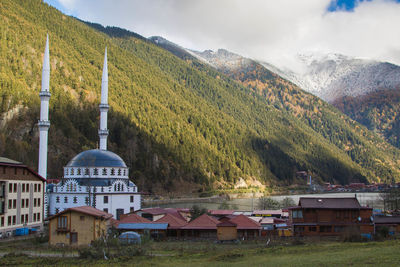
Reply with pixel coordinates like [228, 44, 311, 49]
[0, 239, 399, 266]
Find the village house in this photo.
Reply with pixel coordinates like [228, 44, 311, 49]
[48, 206, 112, 246]
[116, 213, 168, 239]
[289, 197, 373, 237]
[0, 157, 45, 237]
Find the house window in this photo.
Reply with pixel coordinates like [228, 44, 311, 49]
[56, 196, 60, 203]
[94, 168, 99, 175]
[26, 184, 29, 192]
[295, 226, 304, 232]
[84, 168, 89, 175]
[103, 208, 108, 213]
[73, 197, 77, 204]
[21, 215, 24, 223]
[8, 183, 12, 193]
[118, 169, 121, 176]
[34, 198, 37, 207]
[102, 168, 107, 175]
[77, 168, 81, 175]
[111, 168, 115, 175]
[130, 196, 134, 203]
[25, 214, 28, 223]
[34, 184, 37, 192]
[25, 199, 29, 207]
[8, 216, 11, 226]
[130, 207, 134, 212]
[8, 199, 12, 209]
[103, 196, 108, 204]
[13, 183, 17, 192]
[13, 199, 16, 209]
[12, 215, 16, 225]
[70, 168, 74, 175]
[22, 184, 25, 192]
[38, 184, 41, 192]
[293, 210, 303, 219]
[38, 198, 41, 207]
[64, 196, 68, 203]
[34, 213, 37, 221]
[57, 216, 68, 229]
[22, 199, 25, 208]
[1, 217, 4, 227]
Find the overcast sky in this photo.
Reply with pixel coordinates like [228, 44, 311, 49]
[44, 0, 400, 68]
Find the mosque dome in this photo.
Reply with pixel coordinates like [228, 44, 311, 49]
[66, 149, 127, 168]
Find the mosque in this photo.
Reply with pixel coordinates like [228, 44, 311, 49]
[38, 36, 141, 219]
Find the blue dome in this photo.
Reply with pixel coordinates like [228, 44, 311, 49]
[66, 149, 127, 168]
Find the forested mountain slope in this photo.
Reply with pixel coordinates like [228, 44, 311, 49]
[1, 0, 399, 195]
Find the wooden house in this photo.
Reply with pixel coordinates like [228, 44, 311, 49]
[48, 206, 112, 246]
[289, 197, 373, 237]
[181, 213, 219, 238]
[217, 220, 237, 241]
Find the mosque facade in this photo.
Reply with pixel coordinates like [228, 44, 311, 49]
[40, 36, 141, 219]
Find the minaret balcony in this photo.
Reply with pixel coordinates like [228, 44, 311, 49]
[99, 103, 109, 111]
[39, 91, 51, 99]
[38, 120, 50, 129]
[98, 129, 109, 136]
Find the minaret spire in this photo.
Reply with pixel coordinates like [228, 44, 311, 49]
[99, 47, 109, 150]
[38, 34, 51, 179]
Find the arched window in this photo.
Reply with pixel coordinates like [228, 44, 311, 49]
[77, 168, 81, 175]
[117, 184, 121, 191]
[111, 168, 115, 175]
[118, 169, 121, 176]
[102, 168, 107, 175]
[84, 168, 89, 175]
[121, 184, 124, 191]
[94, 168, 99, 175]
[114, 184, 117, 191]
[70, 168, 74, 175]
[73, 184, 77, 191]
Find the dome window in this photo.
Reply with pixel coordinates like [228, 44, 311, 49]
[118, 169, 122, 176]
[77, 168, 81, 175]
[70, 168, 74, 175]
[84, 168, 89, 175]
[94, 168, 99, 175]
[123, 169, 126, 176]
[111, 168, 115, 176]
[102, 168, 107, 175]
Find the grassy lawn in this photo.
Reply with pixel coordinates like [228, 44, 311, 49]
[0, 239, 399, 266]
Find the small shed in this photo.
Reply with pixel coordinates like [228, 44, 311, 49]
[217, 221, 237, 241]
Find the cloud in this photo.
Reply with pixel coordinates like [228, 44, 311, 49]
[51, 0, 400, 68]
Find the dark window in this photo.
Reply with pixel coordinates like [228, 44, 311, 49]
[309, 226, 317, 232]
[26, 184, 29, 192]
[64, 196, 68, 203]
[34, 198, 37, 207]
[34, 184, 37, 192]
[55, 208, 59, 214]
[12, 215, 16, 225]
[37, 198, 40, 207]
[13, 199, 16, 209]
[8, 183, 12, 193]
[334, 226, 345, 232]
[103, 208, 108, 213]
[118, 169, 121, 176]
[21, 215, 24, 223]
[116, 209, 124, 220]
[111, 169, 115, 175]
[34, 213, 37, 221]
[94, 168, 99, 175]
[37, 213, 40, 221]
[130, 207, 134, 212]
[14, 168, 17, 175]
[8, 199, 12, 209]
[103, 196, 108, 204]
[320, 226, 332, 232]
[73, 197, 77, 204]
[85, 197, 89, 205]
[25, 214, 28, 223]
[77, 168, 81, 175]
[22, 199, 25, 208]
[38, 184, 41, 192]
[0, 217, 4, 227]
[102, 168, 107, 175]
[8, 216, 11, 226]
[22, 184, 25, 192]
[25, 199, 29, 207]
[13, 183, 17, 192]
[57, 216, 68, 229]
[130, 196, 134, 203]
[56, 196, 60, 203]
[295, 226, 304, 232]
[84, 168, 89, 175]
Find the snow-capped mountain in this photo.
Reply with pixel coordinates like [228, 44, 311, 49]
[260, 53, 400, 103]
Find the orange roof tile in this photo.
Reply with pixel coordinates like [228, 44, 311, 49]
[155, 213, 187, 229]
[230, 214, 261, 230]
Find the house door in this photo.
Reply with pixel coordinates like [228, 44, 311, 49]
[70, 232, 78, 244]
[116, 209, 124, 220]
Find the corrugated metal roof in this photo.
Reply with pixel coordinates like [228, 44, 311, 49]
[117, 223, 168, 230]
[298, 197, 363, 209]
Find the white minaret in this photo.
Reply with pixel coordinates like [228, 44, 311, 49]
[98, 47, 109, 150]
[38, 34, 51, 179]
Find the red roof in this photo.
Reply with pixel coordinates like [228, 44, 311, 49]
[297, 197, 365, 209]
[49, 206, 113, 220]
[230, 215, 262, 230]
[120, 213, 152, 223]
[138, 208, 187, 221]
[209, 210, 235, 216]
[181, 214, 220, 230]
[217, 221, 237, 227]
[155, 214, 187, 229]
